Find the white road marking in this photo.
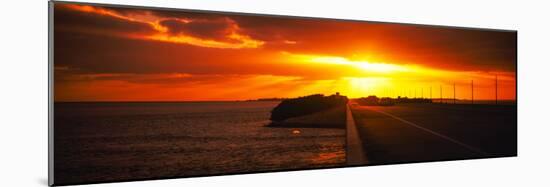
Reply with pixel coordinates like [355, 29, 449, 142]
[367, 107, 490, 156]
[346, 104, 368, 165]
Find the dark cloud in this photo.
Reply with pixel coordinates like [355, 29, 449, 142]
[149, 9, 224, 21]
[54, 4, 156, 36]
[54, 30, 363, 81]
[54, 31, 266, 73]
[99, 5, 150, 17]
[365, 24, 517, 71]
[234, 15, 516, 71]
[220, 12, 517, 71]
[159, 19, 232, 41]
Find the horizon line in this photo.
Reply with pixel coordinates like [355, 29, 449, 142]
[54, 98, 517, 103]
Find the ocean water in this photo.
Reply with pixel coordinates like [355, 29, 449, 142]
[54, 101, 346, 184]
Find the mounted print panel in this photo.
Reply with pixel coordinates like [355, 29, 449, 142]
[49, 1, 517, 186]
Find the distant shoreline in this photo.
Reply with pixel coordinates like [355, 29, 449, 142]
[53, 100, 284, 103]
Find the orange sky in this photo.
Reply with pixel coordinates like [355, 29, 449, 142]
[53, 3, 517, 102]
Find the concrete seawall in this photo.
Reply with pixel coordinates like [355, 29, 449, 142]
[346, 104, 368, 165]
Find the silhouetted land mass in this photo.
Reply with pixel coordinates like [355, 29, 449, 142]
[270, 93, 348, 122]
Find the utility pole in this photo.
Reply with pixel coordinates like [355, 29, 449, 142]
[439, 85, 443, 103]
[453, 83, 456, 104]
[430, 86, 433, 102]
[440, 85, 443, 104]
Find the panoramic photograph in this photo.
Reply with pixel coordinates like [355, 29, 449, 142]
[52, 2, 517, 185]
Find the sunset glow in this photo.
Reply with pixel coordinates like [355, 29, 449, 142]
[288, 53, 409, 73]
[54, 3, 516, 101]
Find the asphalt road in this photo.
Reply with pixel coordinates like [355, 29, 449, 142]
[349, 103, 517, 165]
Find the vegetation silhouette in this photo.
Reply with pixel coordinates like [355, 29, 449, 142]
[270, 93, 348, 122]
[355, 96, 432, 106]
